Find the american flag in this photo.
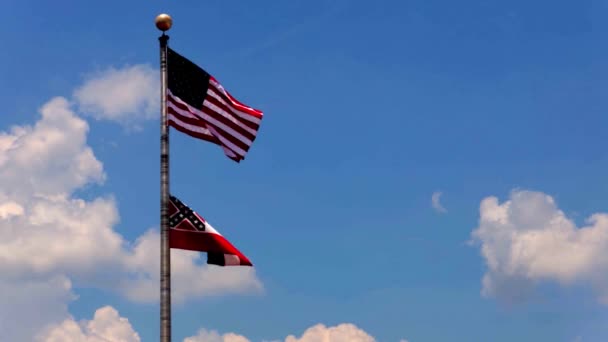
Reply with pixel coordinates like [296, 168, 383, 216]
[168, 194, 252, 266]
[166, 47, 263, 162]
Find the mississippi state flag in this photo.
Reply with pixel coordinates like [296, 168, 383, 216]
[168, 195, 252, 266]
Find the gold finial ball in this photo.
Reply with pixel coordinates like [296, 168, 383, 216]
[155, 14, 173, 31]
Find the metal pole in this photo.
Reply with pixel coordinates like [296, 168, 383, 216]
[156, 13, 173, 342]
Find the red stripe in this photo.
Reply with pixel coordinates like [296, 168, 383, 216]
[204, 95, 260, 132]
[168, 94, 200, 118]
[168, 118, 219, 145]
[168, 116, 243, 161]
[168, 201, 179, 217]
[169, 89, 258, 135]
[201, 101, 257, 141]
[209, 76, 263, 119]
[204, 90, 260, 130]
[167, 95, 194, 114]
[166, 90, 258, 162]
[225, 91, 263, 117]
[199, 106, 252, 152]
[168, 96, 204, 123]
[168, 105, 207, 128]
[169, 94, 254, 154]
[173, 219, 198, 232]
[208, 80, 263, 119]
[170, 93, 255, 144]
[169, 229, 252, 266]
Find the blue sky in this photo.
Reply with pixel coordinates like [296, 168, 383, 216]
[2, 0, 608, 341]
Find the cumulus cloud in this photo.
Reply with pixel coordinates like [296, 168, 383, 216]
[0, 97, 104, 198]
[431, 191, 447, 213]
[184, 329, 250, 342]
[0, 96, 260, 298]
[470, 189, 608, 303]
[73, 65, 158, 126]
[37, 306, 140, 342]
[0, 201, 24, 219]
[0, 96, 261, 339]
[184, 323, 378, 342]
[121, 230, 262, 303]
[285, 324, 376, 342]
[41, 317, 382, 342]
[0, 96, 118, 279]
[0, 276, 74, 342]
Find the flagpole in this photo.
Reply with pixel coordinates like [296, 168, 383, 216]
[156, 13, 173, 342]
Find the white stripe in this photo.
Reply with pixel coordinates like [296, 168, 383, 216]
[168, 91, 199, 115]
[168, 90, 200, 113]
[205, 125, 246, 157]
[202, 98, 258, 136]
[200, 101, 254, 145]
[170, 88, 258, 129]
[168, 112, 214, 137]
[221, 145, 239, 159]
[207, 85, 262, 125]
[170, 91, 254, 145]
[202, 220, 222, 235]
[207, 88, 262, 125]
[168, 101, 199, 121]
[224, 254, 241, 266]
[168, 90, 249, 159]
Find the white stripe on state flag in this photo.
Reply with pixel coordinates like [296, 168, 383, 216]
[203, 221, 221, 235]
[223, 254, 241, 266]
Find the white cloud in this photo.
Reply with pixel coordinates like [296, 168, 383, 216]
[470, 189, 608, 303]
[0, 201, 23, 219]
[0, 96, 260, 299]
[121, 229, 262, 303]
[431, 191, 447, 213]
[184, 328, 250, 342]
[73, 65, 158, 126]
[0, 98, 123, 278]
[185, 323, 378, 342]
[0, 98, 121, 280]
[0, 96, 261, 339]
[285, 324, 376, 342]
[0, 276, 74, 342]
[0, 97, 104, 198]
[37, 306, 140, 342]
[40, 317, 382, 342]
